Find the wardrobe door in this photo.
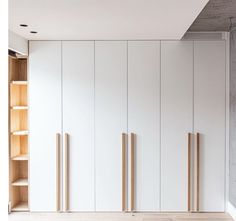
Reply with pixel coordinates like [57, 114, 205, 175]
[194, 41, 225, 212]
[29, 41, 62, 211]
[128, 41, 160, 211]
[95, 41, 127, 211]
[161, 41, 193, 211]
[62, 41, 95, 211]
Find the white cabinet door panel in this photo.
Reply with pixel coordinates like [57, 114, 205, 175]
[95, 41, 127, 211]
[29, 41, 62, 211]
[194, 41, 225, 212]
[128, 41, 160, 211]
[62, 41, 95, 211]
[161, 41, 193, 211]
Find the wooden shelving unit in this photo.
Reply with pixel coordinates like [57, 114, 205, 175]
[9, 55, 29, 212]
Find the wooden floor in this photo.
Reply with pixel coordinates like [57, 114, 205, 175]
[8, 212, 234, 221]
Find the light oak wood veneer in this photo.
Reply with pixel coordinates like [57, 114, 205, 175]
[8, 212, 233, 221]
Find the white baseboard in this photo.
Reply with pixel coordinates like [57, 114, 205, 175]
[228, 202, 236, 220]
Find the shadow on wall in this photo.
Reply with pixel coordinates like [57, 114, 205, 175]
[230, 28, 236, 207]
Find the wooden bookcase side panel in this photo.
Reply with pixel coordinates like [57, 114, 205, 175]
[10, 186, 19, 208]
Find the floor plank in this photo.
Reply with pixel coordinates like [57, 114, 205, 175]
[8, 213, 234, 221]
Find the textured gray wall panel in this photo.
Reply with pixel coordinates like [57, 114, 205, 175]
[189, 0, 236, 31]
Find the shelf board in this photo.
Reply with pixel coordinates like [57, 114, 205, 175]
[10, 81, 27, 85]
[11, 154, 28, 161]
[11, 130, 28, 136]
[11, 106, 28, 110]
[15, 54, 28, 59]
[12, 178, 28, 186]
[11, 202, 29, 212]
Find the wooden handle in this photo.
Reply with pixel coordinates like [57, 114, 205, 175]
[122, 133, 126, 212]
[187, 133, 191, 212]
[194, 132, 200, 212]
[130, 133, 135, 212]
[56, 133, 61, 212]
[196, 133, 200, 212]
[65, 133, 69, 212]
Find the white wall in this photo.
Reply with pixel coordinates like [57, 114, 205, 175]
[9, 30, 28, 55]
[229, 28, 236, 221]
[0, 1, 9, 218]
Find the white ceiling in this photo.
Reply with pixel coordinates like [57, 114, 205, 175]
[9, 0, 209, 40]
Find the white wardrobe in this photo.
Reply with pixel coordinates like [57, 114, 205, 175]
[161, 41, 193, 212]
[62, 41, 95, 212]
[161, 40, 225, 212]
[29, 39, 226, 212]
[128, 41, 160, 212]
[95, 41, 127, 212]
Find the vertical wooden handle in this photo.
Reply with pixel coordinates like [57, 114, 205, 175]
[196, 133, 200, 212]
[122, 133, 126, 212]
[187, 133, 191, 212]
[194, 132, 200, 212]
[64, 133, 69, 212]
[130, 133, 135, 212]
[56, 133, 60, 212]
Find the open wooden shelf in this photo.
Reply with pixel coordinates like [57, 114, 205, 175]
[11, 202, 29, 212]
[10, 136, 28, 160]
[12, 178, 28, 186]
[11, 130, 28, 136]
[11, 154, 28, 161]
[11, 106, 28, 110]
[9, 56, 27, 81]
[9, 55, 29, 212]
[10, 185, 28, 212]
[10, 81, 28, 85]
[10, 110, 28, 135]
[10, 161, 28, 184]
[10, 84, 27, 107]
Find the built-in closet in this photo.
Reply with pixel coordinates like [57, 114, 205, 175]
[161, 40, 225, 212]
[25, 37, 226, 213]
